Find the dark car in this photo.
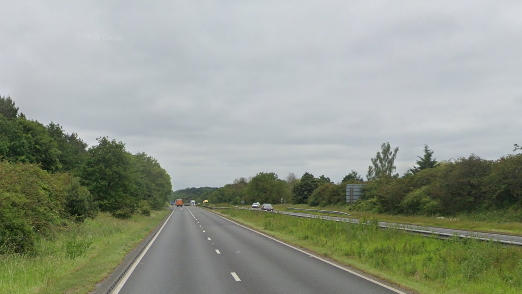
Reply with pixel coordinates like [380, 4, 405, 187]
[261, 203, 273, 211]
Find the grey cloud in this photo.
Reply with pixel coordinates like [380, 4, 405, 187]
[2, 1, 521, 188]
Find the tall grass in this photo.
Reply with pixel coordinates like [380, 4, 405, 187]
[0, 210, 170, 294]
[273, 204, 522, 235]
[221, 209, 522, 294]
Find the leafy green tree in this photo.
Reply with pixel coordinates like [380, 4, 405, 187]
[0, 115, 27, 161]
[292, 172, 318, 204]
[367, 142, 399, 181]
[46, 122, 88, 175]
[18, 118, 62, 172]
[245, 172, 289, 204]
[81, 137, 136, 218]
[342, 170, 363, 183]
[318, 175, 332, 185]
[132, 152, 172, 210]
[64, 176, 97, 222]
[485, 154, 522, 207]
[0, 95, 19, 119]
[229, 178, 248, 204]
[308, 182, 346, 207]
[409, 145, 438, 174]
[441, 155, 491, 213]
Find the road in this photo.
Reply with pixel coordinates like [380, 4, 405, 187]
[273, 208, 522, 246]
[107, 206, 407, 294]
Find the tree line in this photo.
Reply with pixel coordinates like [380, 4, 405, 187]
[188, 141, 521, 219]
[0, 96, 172, 254]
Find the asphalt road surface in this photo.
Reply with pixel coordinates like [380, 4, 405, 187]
[109, 206, 407, 294]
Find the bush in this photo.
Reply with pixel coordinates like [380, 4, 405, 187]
[0, 193, 35, 254]
[138, 200, 151, 216]
[400, 186, 441, 215]
[0, 161, 67, 235]
[485, 154, 522, 207]
[64, 177, 97, 222]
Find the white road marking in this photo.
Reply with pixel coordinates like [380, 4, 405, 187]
[215, 249, 221, 254]
[203, 230, 205, 232]
[205, 209, 407, 294]
[111, 211, 174, 294]
[208, 237, 211, 241]
[231, 272, 241, 282]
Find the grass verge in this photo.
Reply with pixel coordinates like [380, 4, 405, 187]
[0, 210, 170, 294]
[220, 208, 522, 294]
[258, 204, 522, 236]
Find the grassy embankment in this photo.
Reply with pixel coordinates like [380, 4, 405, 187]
[0, 210, 170, 294]
[257, 203, 522, 236]
[219, 207, 522, 294]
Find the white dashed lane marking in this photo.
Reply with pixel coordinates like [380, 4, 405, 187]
[215, 249, 221, 254]
[231, 272, 241, 282]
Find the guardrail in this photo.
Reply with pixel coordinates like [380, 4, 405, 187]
[230, 206, 522, 247]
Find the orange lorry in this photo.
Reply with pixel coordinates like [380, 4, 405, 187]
[176, 199, 183, 207]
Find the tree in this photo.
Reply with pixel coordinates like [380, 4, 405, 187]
[367, 142, 399, 181]
[0, 95, 19, 119]
[318, 175, 332, 185]
[81, 137, 136, 218]
[132, 152, 172, 210]
[292, 172, 318, 204]
[409, 145, 438, 174]
[0, 115, 28, 161]
[342, 170, 363, 182]
[18, 118, 62, 172]
[515, 144, 521, 152]
[64, 176, 97, 222]
[46, 122, 88, 175]
[245, 172, 289, 204]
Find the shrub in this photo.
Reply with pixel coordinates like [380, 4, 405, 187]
[0, 192, 35, 254]
[64, 177, 97, 222]
[400, 186, 441, 215]
[138, 200, 151, 216]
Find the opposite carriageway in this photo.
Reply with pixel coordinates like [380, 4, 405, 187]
[214, 206, 522, 247]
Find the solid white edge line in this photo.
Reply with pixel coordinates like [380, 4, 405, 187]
[111, 210, 174, 294]
[205, 209, 407, 294]
[231, 272, 241, 282]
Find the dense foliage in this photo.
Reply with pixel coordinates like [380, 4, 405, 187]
[0, 96, 172, 254]
[357, 154, 522, 216]
[202, 141, 521, 219]
[171, 187, 219, 204]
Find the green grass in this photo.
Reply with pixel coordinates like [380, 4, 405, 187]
[263, 204, 522, 236]
[0, 210, 170, 294]
[220, 208, 522, 294]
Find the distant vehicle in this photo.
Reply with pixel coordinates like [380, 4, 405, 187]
[261, 204, 273, 211]
[203, 200, 209, 204]
[252, 202, 260, 208]
[190, 200, 196, 206]
[170, 201, 174, 205]
[176, 199, 183, 207]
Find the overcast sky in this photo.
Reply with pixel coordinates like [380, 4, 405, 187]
[1, 1, 521, 190]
